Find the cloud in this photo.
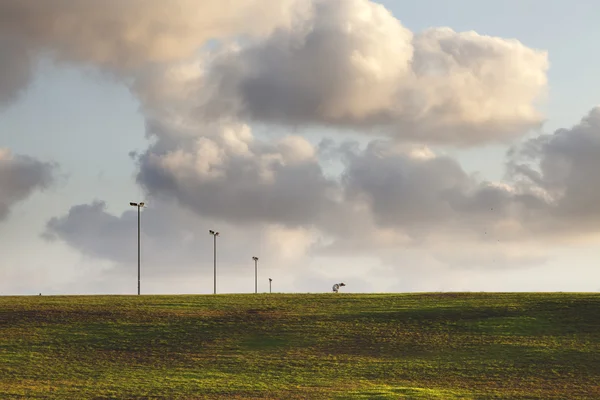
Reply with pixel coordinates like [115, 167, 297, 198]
[0, 0, 548, 144]
[318, 105, 600, 251]
[326, 107, 600, 250]
[0, 0, 305, 68]
[133, 116, 531, 244]
[136, 121, 339, 227]
[46, 104, 600, 287]
[0, 148, 55, 221]
[509, 106, 600, 237]
[127, 54, 600, 262]
[47, 105, 600, 279]
[123, 0, 551, 246]
[188, 0, 547, 145]
[42, 197, 550, 295]
[0, 37, 32, 107]
[0, 0, 306, 106]
[44, 199, 317, 279]
[130, 115, 553, 270]
[337, 140, 547, 239]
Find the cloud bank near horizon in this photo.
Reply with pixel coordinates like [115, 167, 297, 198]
[45, 107, 600, 275]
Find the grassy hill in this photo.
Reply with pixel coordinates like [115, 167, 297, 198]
[1, 293, 599, 399]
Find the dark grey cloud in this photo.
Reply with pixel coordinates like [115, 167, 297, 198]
[0, 149, 55, 221]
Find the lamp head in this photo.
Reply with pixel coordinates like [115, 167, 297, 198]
[130, 202, 138, 207]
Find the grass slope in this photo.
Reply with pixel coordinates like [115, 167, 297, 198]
[1, 293, 599, 399]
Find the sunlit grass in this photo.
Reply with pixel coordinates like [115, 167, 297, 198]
[1, 293, 598, 399]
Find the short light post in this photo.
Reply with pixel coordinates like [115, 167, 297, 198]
[129, 202, 145, 295]
[209, 230, 219, 294]
[269, 278, 272, 294]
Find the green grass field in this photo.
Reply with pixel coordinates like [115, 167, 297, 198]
[1, 293, 599, 399]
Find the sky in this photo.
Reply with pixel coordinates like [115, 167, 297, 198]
[1, 0, 600, 295]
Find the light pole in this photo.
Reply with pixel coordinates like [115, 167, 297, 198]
[269, 278, 272, 294]
[252, 257, 259, 294]
[129, 202, 145, 295]
[209, 230, 219, 294]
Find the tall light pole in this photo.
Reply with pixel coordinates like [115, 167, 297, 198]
[129, 202, 145, 295]
[209, 230, 219, 294]
[269, 278, 272, 294]
[252, 257, 259, 294]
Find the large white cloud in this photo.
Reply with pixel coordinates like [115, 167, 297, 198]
[0, 0, 548, 144]
[0, 149, 55, 222]
[188, 0, 548, 145]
